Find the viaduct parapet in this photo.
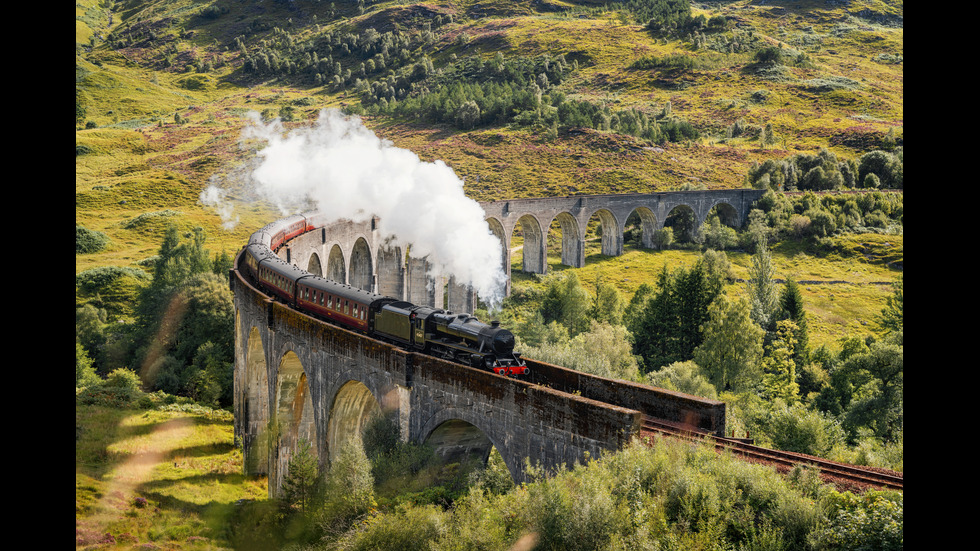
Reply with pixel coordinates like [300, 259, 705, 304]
[234, 191, 744, 496]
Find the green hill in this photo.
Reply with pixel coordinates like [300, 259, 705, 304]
[76, 0, 902, 341]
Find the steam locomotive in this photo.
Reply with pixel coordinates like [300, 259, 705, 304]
[238, 216, 528, 377]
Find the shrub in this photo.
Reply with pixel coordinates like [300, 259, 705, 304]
[342, 504, 444, 551]
[76, 368, 150, 408]
[754, 46, 784, 65]
[766, 400, 846, 456]
[810, 491, 903, 550]
[103, 368, 143, 391]
[77, 225, 110, 254]
[178, 74, 213, 91]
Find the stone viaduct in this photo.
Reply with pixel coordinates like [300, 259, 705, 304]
[233, 190, 755, 496]
[480, 189, 766, 291]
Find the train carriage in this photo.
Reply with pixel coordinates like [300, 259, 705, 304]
[296, 275, 393, 333]
[255, 253, 309, 305]
[268, 214, 314, 252]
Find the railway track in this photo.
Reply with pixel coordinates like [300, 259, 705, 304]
[640, 416, 903, 492]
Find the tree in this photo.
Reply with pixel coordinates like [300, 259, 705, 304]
[878, 276, 903, 334]
[623, 283, 654, 335]
[328, 436, 376, 519]
[760, 320, 801, 404]
[651, 227, 674, 249]
[701, 215, 738, 250]
[186, 341, 232, 407]
[280, 439, 321, 513]
[632, 262, 721, 371]
[779, 277, 809, 367]
[760, 122, 776, 148]
[813, 336, 903, 442]
[746, 239, 780, 334]
[540, 271, 591, 336]
[519, 321, 641, 381]
[591, 277, 624, 326]
[693, 294, 764, 392]
[840, 338, 904, 441]
[131, 227, 234, 402]
[455, 100, 480, 129]
[645, 360, 717, 399]
[766, 399, 845, 456]
[76, 341, 102, 388]
[76, 304, 108, 371]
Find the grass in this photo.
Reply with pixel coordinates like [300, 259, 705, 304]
[75, 404, 268, 548]
[505, 231, 901, 350]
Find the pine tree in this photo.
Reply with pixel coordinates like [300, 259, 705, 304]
[746, 238, 780, 335]
[779, 277, 809, 366]
[280, 439, 320, 513]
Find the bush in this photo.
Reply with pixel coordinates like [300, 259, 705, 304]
[810, 491, 903, 550]
[342, 504, 444, 551]
[178, 74, 213, 91]
[76, 225, 110, 254]
[754, 46, 784, 65]
[766, 400, 846, 456]
[76, 368, 151, 408]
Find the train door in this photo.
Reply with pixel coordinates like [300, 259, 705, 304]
[412, 314, 426, 350]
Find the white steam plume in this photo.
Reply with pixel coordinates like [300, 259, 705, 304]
[203, 108, 507, 308]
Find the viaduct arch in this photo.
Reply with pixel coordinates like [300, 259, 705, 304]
[233, 191, 743, 496]
[480, 189, 766, 290]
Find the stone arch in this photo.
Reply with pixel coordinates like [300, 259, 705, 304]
[327, 380, 382, 465]
[624, 206, 659, 249]
[273, 351, 316, 493]
[664, 203, 698, 244]
[244, 325, 270, 475]
[418, 408, 520, 483]
[547, 212, 584, 268]
[424, 419, 493, 465]
[376, 241, 405, 299]
[307, 252, 323, 277]
[350, 237, 374, 291]
[707, 201, 740, 228]
[586, 208, 622, 257]
[327, 244, 346, 283]
[485, 217, 509, 279]
[513, 214, 546, 274]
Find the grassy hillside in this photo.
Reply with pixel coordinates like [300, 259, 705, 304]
[75, 404, 269, 548]
[76, 0, 903, 342]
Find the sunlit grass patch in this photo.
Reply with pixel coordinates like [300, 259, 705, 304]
[75, 405, 267, 548]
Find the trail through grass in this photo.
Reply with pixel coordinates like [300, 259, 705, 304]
[75, 406, 267, 549]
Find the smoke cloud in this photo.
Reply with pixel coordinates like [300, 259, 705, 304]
[202, 108, 507, 308]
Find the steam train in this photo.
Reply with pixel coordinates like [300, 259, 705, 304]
[238, 216, 528, 377]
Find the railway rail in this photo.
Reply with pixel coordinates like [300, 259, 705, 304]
[639, 416, 903, 492]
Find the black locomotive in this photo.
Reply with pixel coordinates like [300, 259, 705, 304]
[238, 226, 527, 377]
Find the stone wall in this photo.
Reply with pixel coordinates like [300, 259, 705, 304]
[524, 358, 727, 437]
